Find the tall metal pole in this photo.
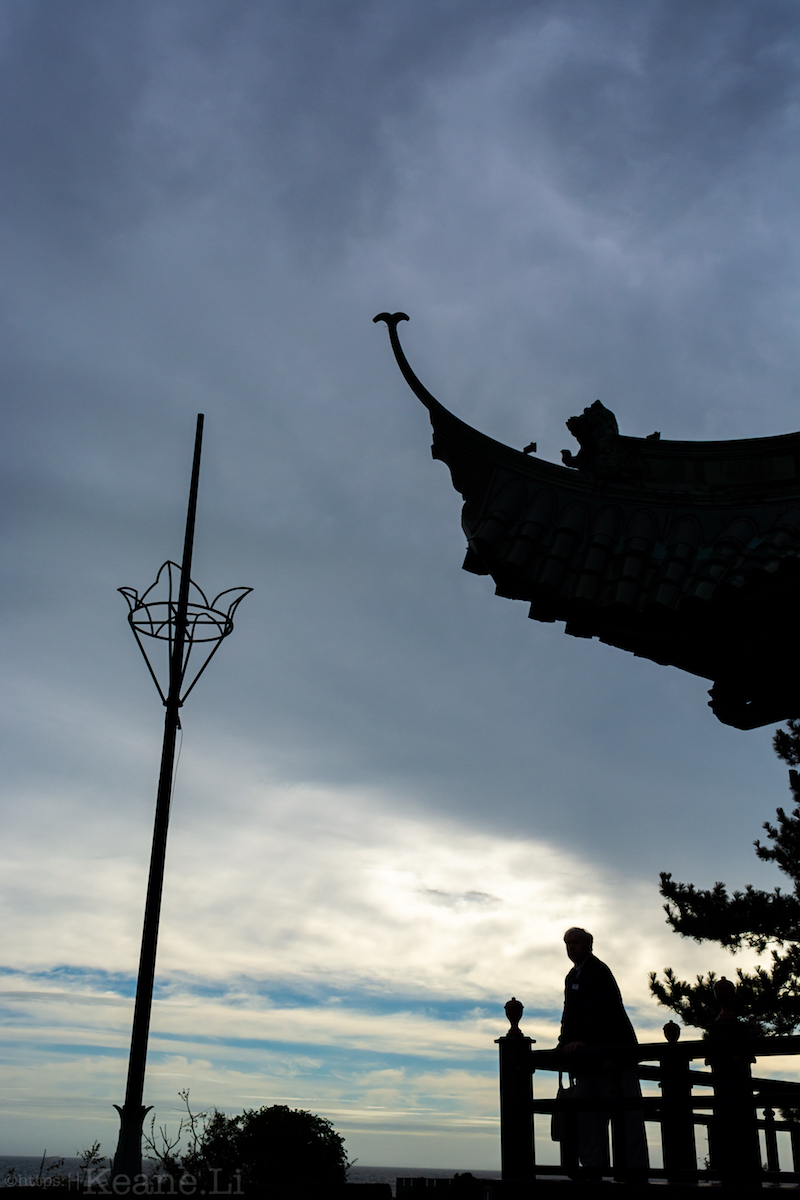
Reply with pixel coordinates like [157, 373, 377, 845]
[112, 415, 204, 1184]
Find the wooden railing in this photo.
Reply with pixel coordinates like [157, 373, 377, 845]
[497, 999, 800, 1188]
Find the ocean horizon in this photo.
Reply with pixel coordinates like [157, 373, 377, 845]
[0, 1157, 502, 1195]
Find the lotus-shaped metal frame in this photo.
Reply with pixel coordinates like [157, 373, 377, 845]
[119, 560, 251, 706]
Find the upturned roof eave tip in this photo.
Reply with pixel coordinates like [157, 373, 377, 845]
[373, 310, 452, 418]
[374, 309, 549, 465]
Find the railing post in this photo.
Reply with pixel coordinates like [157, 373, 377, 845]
[763, 1107, 779, 1174]
[705, 980, 760, 1188]
[659, 1021, 697, 1183]
[497, 998, 536, 1195]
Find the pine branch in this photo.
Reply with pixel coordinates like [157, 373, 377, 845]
[659, 873, 800, 951]
[653, 720, 800, 1038]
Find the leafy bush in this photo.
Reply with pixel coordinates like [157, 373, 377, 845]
[182, 1103, 349, 1195]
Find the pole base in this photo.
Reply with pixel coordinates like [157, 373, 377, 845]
[111, 1102, 153, 1190]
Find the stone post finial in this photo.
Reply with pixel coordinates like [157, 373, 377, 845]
[504, 996, 524, 1037]
[714, 976, 737, 1022]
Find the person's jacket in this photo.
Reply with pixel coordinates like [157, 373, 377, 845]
[559, 953, 637, 1048]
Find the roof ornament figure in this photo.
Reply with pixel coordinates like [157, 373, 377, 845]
[561, 399, 643, 483]
[375, 311, 800, 731]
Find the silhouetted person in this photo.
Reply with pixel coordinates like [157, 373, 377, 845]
[559, 926, 648, 1182]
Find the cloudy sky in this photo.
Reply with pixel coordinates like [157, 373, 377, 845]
[1, 0, 798, 1171]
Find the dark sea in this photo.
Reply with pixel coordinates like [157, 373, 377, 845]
[0, 1158, 501, 1196]
[1, 1156, 86, 1187]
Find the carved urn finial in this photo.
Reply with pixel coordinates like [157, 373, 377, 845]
[504, 996, 524, 1038]
[714, 976, 737, 1022]
[663, 1020, 681, 1043]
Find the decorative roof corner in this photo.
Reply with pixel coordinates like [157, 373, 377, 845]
[375, 313, 800, 730]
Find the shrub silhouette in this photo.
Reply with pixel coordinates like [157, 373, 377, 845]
[183, 1104, 348, 1194]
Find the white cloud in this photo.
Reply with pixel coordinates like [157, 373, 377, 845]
[1, 768, 770, 1160]
[3, 737, 718, 1009]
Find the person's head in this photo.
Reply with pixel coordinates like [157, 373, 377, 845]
[564, 927, 593, 966]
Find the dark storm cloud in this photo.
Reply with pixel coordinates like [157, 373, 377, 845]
[522, 2, 798, 218]
[8, 0, 794, 253]
[0, 1, 151, 237]
[0, 0, 798, 948]
[0, 0, 536, 247]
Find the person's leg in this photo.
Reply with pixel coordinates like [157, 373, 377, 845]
[572, 1074, 609, 1175]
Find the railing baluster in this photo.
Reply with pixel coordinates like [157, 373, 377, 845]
[559, 1083, 579, 1179]
[790, 1122, 800, 1173]
[763, 1106, 779, 1173]
[609, 1068, 627, 1182]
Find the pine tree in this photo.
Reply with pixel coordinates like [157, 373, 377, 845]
[649, 720, 800, 1036]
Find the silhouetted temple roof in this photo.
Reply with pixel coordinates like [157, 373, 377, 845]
[375, 312, 800, 730]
